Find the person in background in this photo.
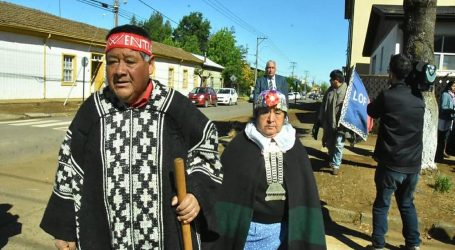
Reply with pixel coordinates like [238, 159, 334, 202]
[40, 24, 223, 249]
[312, 69, 348, 175]
[367, 54, 424, 250]
[435, 80, 455, 162]
[253, 60, 289, 104]
[210, 90, 326, 250]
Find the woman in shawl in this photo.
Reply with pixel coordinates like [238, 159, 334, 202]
[436, 80, 455, 161]
[210, 90, 326, 250]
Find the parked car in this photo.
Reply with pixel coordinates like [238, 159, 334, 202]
[288, 92, 301, 101]
[217, 88, 238, 105]
[188, 87, 218, 107]
[308, 92, 322, 100]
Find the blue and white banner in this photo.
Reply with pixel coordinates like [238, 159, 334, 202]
[339, 69, 370, 141]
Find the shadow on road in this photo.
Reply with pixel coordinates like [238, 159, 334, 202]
[0, 203, 22, 248]
[322, 201, 401, 250]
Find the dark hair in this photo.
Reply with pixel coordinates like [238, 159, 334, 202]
[330, 70, 344, 82]
[389, 54, 412, 80]
[444, 80, 455, 92]
[106, 24, 151, 40]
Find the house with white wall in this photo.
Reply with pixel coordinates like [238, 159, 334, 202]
[192, 54, 224, 90]
[363, 5, 455, 76]
[0, 1, 210, 100]
[344, 0, 453, 75]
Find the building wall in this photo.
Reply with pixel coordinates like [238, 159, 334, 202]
[349, 0, 453, 70]
[201, 70, 223, 90]
[153, 58, 200, 96]
[0, 30, 204, 100]
[369, 22, 455, 75]
[370, 25, 402, 75]
[0, 31, 104, 100]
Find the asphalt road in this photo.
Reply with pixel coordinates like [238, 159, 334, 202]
[0, 100, 255, 249]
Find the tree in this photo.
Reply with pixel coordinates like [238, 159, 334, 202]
[141, 12, 173, 43]
[130, 15, 138, 26]
[403, 0, 438, 171]
[320, 82, 329, 93]
[180, 35, 201, 54]
[173, 12, 211, 54]
[239, 62, 254, 95]
[207, 28, 245, 89]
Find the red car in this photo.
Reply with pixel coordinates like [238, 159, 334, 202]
[188, 87, 218, 107]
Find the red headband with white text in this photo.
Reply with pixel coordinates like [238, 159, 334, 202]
[105, 32, 152, 56]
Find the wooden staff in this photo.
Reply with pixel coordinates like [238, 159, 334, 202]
[174, 158, 193, 250]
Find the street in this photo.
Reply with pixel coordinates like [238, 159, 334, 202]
[0, 100, 255, 249]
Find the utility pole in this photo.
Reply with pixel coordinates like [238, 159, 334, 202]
[304, 70, 309, 94]
[289, 61, 297, 78]
[113, 0, 119, 27]
[254, 37, 267, 86]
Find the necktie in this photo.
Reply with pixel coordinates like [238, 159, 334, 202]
[269, 79, 275, 90]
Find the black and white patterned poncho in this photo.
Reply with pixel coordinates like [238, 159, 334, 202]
[40, 81, 223, 249]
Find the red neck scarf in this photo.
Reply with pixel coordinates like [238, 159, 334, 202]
[130, 81, 153, 108]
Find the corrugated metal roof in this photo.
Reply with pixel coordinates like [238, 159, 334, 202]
[192, 54, 224, 70]
[0, 1, 203, 64]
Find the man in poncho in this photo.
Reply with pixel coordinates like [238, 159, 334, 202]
[40, 24, 223, 249]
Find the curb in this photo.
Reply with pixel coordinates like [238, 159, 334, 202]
[0, 112, 71, 121]
[324, 205, 455, 241]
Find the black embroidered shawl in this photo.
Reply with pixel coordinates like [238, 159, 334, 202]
[209, 132, 326, 250]
[40, 81, 223, 249]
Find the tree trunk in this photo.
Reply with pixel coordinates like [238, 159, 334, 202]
[403, 0, 438, 171]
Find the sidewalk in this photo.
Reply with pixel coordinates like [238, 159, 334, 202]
[1, 100, 454, 249]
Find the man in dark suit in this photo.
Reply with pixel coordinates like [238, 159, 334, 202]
[253, 60, 289, 104]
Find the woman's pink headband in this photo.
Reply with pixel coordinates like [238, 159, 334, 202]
[105, 32, 153, 56]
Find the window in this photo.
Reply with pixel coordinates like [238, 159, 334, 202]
[434, 54, 441, 69]
[183, 70, 188, 89]
[444, 36, 455, 53]
[443, 55, 455, 71]
[168, 68, 174, 88]
[371, 55, 377, 74]
[63, 54, 76, 83]
[434, 35, 455, 71]
[379, 47, 384, 72]
[193, 74, 199, 87]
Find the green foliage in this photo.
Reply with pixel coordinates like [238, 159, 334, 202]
[239, 62, 254, 95]
[130, 15, 138, 26]
[173, 12, 211, 54]
[320, 82, 330, 93]
[207, 28, 246, 91]
[434, 175, 453, 193]
[140, 12, 173, 43]
[180, 35, 201, 54]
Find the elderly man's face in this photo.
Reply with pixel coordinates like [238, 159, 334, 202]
[106, 48, 153, 104]
[256, 107, 286, 138]
[266, 62, 276, 78]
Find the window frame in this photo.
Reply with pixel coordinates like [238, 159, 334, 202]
[62, 54, 77, 86]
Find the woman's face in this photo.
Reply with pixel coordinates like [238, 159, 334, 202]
[450, 83, 455, 93]
[256, 107, 286, 138]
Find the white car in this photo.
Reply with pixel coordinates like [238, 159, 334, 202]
[217, 88, 238, 105]
[288, 92, 301, 101]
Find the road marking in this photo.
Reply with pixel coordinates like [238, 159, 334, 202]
[0, 119, 43, 124]
[10, 120, 59, 126]
[0, 119, 71, 130]
[53, 127, 69, 131]
[33, 121, 71, 127]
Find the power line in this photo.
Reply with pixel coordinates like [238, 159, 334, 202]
[199, 0, 291, 67]
[137, 0, 179, 25]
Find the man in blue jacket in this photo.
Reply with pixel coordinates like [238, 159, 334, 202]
[253, 60, 289, 104]
[367, 54, 425, 250]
